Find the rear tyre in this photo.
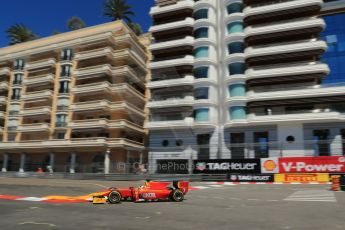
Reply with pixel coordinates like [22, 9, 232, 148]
[171, 189, 184, 202]
[108, 191, 122, 204]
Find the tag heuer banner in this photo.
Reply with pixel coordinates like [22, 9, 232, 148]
[193, 159, 261, 174]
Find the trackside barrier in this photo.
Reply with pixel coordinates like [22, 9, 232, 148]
[0, 171, 334, 183]
[0, 172, 202, 182]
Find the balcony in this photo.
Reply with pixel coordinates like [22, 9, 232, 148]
[70, 101, 144, 116]
[146, 117, 194, 130]
[26, 58, 56, 70]
[0, 67, 10, 76]
[74, 64, 142, 83]
[246, 62, 329, 80]
[72, 82, 144, 99]
[69, 119, 144, 132]
[246, 84, 345, 102]
[70, 100, 114, 112]
[149, 17, 194, 33]
[150, 36, 194, 51]
[226, 111, 345, 127]
[150, 0, 194, 16]
[0, 81, 9, 91]
[75, 48, 146, 70]
[17, 123, 50, 132]
[148, 75, 194, 89]
[73, 81, 112, 94]
[147, 96, 194, 109]
[0, 138, 144, 150]
[0, 96, 7, 104]
[150, 55, 194, 69]
[245, 17, 325, 44]
[245, 40, 327, 64]
[22, 90, 53, 101]
[243, 0, 323, 24]
[21, 107, 51, 116]
[24, 74, 55, 86]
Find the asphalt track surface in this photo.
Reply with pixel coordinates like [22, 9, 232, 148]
[0, 178, 345, 230]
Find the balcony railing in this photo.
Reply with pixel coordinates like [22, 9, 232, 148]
[0, 138, 144, 150]
[17, 123, 50, 132]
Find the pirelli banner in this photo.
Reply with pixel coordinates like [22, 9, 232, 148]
[274, 173, 330, 183]
[261, 156, 345, 174]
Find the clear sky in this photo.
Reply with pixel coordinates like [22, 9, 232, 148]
[0, 0, 155, 47]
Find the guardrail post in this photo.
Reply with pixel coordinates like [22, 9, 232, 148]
[48, 153, 55, 173]
[19, 153, 26, 173]
[1, 154, 8, 172]
[69, 152, 76, 173]
[104, 149, 110, 174]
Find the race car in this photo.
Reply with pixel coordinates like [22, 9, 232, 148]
[91, 180, 189, 204]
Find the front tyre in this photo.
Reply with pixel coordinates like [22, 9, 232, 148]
[171, 189, 184, 202]
[108, 191, 122, 204]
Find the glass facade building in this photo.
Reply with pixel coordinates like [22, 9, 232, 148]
[321, 13, 345, 84]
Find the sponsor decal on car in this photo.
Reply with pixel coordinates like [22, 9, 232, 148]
[141, 193, 156, 198]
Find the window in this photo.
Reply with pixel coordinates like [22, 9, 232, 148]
[197, 134, 210, 159]
[56, 132, 65, 139]
[321, 14, 345, 84]
[194, 67, 209, 79]
[56, 114, 67, 127]
[231, 133, 245, 159]
[229, 84, 246, 97]
[14, 59, 25, 70]
[8, 134, 16, 142]
[313, 129, 330, 156]
[13, 74, 23, 85]
[194, 108, 209, 121]
[227, 3, 243, 14]
[176, 139, 183, 146]
[228, 42, 244, 54]
[286, 136, 295, 143]
[59, 81, 69, 94]
[11, 89, 21, 100]
[229, 106, 246, 120]
[99, 115, 111, 120]
[254, 132, 269, 158]
[228, 63, 245, 75]
[194, 87, 209, 100]
[194, 46, 209, 58]
[162, 140, 169, 147]
[194, 27, 209, 39]
[227, 22, 244, 34]
[61, 48, 73, 61]
[61, 65, 71, 77]
[194, 9, 208, 20]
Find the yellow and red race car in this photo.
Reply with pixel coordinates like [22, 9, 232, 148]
[91, 180, 189, 204]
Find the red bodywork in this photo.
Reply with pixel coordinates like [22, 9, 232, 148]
[94, 181, 189, 202]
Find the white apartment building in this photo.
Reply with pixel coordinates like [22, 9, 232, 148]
[147, 0, 345, 173]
